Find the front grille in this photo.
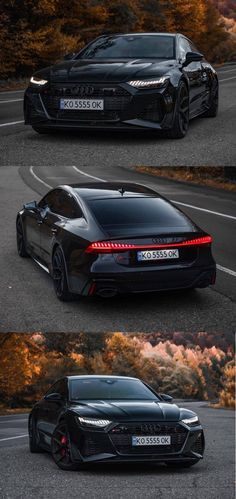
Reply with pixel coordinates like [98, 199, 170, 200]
[81, 433, 112, 457]
[41, 84, 132, 121]
[109, 423, 187, 455]
[192, 433, 204, 455]
[138, 96, 165, 123]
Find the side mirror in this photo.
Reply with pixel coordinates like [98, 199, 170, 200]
[183, 51, 203, 67]
[64, 52, 76, 61]
[160, 393, 173, 403]
[44, 392, 63, 402]
[23, 201, 39, 213]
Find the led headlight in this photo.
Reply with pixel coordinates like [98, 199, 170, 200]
[181, 416, 199, 427]
[30, 76, 48, 86]
[77, 417, 112, 428]
[127, 76, 169, 89]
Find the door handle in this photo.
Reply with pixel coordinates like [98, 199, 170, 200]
[37, 220, 43, 225]
[51, 228, 58, 234]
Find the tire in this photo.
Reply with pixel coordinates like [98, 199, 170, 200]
[29, 417, 43, 453]
[166, 461, 199, 468]
[52, 247, 73, 302]
[51, 422, 79, 471]
[202, 85, 218, 118]
[167, 82, 189, 139]
[16, 217, 28, 257]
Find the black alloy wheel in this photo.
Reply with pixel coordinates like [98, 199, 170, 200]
[51, 422, 79, 471]
[29, 417, 43, 453]
[52, 247, 73, 302]
[168, 82, 189, 139]
[16, 217, 28, 257]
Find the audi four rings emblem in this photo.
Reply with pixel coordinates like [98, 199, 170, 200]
[71, 85, 94, 95]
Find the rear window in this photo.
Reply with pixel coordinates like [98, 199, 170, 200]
[88, 197, 193, 235]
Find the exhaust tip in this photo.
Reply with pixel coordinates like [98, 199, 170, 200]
[97, 288, 117, 298]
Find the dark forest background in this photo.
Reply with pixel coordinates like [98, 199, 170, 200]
[0, 0, 236, 79]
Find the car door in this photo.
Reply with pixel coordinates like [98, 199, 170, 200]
[24, 209, 42, 258]
[39, 189, 82, 267]
[38, 189, 65, 267]
[179, 36, 205, 116]
[37, 379, 68, 447]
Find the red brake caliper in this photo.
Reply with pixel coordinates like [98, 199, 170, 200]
[60, 435, 67, 457]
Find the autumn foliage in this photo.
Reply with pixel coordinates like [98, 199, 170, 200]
[0, 0, 236, 79]
[0, 332, 234, 410]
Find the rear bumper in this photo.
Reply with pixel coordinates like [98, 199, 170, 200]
[69, 264, 216, 297]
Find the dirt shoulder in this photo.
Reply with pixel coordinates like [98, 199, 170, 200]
[135, 167, 236, 192]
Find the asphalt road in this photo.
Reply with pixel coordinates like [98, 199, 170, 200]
[0, 164, 235, 334]
[0, 65, 236, 166]
[0, 402, 234, 499]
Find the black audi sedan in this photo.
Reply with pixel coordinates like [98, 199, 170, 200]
[24, 32, 218, 138]
[29, 375, 205, 470]
[16, 182, 216, 301]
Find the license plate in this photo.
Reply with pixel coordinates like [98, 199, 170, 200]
[132, 435, 171, 446]
[60, 99, 104, 110]
[137, 249, 179, 261]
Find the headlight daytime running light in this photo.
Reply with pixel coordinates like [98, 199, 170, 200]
[30, 76, 48, 86]
[77, 417, 112, 428]
[181, 415, 199, 426]
[127, 76, 169, 89]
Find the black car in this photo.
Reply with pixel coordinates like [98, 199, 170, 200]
[29, 375, 205, 470]
[24, 32, 218, 138]
[16, 182, 216, 301]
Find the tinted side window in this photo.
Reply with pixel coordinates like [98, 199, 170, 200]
[45, 379, 68, 399]
[39, 190, 83, 218]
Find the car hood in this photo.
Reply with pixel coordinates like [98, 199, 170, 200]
[69, 400, 195, 422]
[35, 59, 176, 83]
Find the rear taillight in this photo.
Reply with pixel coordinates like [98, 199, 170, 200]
[85, 236, 212, 253]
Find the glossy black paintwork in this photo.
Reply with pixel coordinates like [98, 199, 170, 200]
[17, 182, 216, 297]
[29, 375, 204, 464]
[24, 32, 218, 131]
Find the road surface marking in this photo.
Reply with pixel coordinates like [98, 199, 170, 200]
[0, 419, 28, 424]
[217, 68, 236, 74]
[0, 89, 25, 95]
[0, 434, 28, 442]
[171, 200, 236, 221]
[0, 120, 24, 127]
[219, 76, 236, 82]
[0, 99, 23, 104]
[216, 264, 236, 277]
[73, 166, 106, 182]
[30, 166, 51, 189]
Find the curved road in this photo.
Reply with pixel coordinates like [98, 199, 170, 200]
[0, 402, 234, 499]
[0, 164, 235, 333]
[0, 65, 236, 166]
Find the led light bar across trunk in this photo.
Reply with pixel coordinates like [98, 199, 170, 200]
[85, 236, 212, 253]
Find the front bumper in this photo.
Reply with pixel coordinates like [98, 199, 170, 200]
[68, 420, 205, 465]
[24, 81, 177, 131]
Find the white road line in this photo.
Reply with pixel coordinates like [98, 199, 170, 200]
[0, 89, 25, 95]
[0, 120, 24, 127]
[0, 434, 28, 442]
[29, 166, 51, 189]
[219, 76, 236, 82]
[216, 264, 236, 277]
[0, 99, 23, 104]
[0, 419, 28, 424]
[217, 68, 236, 74]
[72, 166, 106, 182]
[171, 200, 236, 221]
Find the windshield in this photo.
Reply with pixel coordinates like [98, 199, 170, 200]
[87, 196, 192, 235]
[79, 35, 175, 60]
[70, 378, 159, 400]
